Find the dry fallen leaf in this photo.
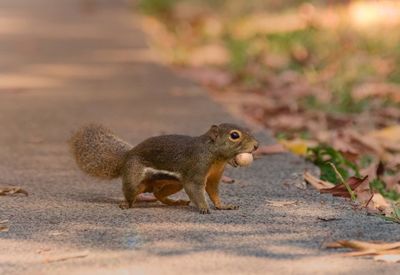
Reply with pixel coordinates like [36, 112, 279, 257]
[0, 224, 9, 232]
[188, 44, 229, 66]
[0, 186, 28, 196]
[320, 176, 368, 198]
[0, 220, 9, 232]
[303, 171, 335, 190]
[326, 239, 400, 261]
[367, 126, 400, 155]
[43, 250, 89, 263]
[0, 225, 8, 232]
[221, 175, 235, 184]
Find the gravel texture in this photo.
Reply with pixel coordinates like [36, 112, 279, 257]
[1, 1, 399, 274]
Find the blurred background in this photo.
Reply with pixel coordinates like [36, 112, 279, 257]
[138, 0, 400, 210]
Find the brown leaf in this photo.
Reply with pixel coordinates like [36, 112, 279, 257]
[320, 176, 368, 198]
[0, 186, 28, 196]
[0, 225, 8, 232]
[327, 240, 400, 251]
[382, 173, 400, 191]
[347, 130, 385, 156]
[221, 175, 235, 184]
[254, 144, 287, 155]
[189, 44, 229, 66]
[326, 240, 400, 259]
[0, 220, 8, 232]
[303, 171, 335, 190]
[370, 193, 392, 214]
[360, 160, 382, 183]
[353, 82, 400, 102]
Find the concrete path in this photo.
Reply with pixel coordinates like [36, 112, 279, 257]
[1, 1, 399, 274]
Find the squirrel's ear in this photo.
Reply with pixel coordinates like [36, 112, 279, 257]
[207, 125, 219, 142]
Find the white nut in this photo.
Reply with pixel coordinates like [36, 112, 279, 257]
[235, 153, 253, 167]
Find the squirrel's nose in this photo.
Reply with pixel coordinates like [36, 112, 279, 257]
[253, 143, 259, 151]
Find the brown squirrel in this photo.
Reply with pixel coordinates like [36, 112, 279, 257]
[69, 123, 258, 214]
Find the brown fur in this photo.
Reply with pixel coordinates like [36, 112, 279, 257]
[69, 124, 132, 179]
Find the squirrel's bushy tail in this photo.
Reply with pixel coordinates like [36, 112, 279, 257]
[69, 124, 133, 179]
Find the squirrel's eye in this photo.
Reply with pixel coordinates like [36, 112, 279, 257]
[230, 131, 240, 140]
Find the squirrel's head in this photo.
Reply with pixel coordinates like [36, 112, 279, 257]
[205, 123, 259, 164]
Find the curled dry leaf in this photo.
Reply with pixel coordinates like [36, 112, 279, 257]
[0, 186, 28, 196]
[326, 240, 400, 251]
[320, 176, 368, 198]
[326, 239, 400, 261]
[303, 171, 334, 190]
[221, 175, 235, 184]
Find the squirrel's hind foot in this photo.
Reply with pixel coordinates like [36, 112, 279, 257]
[215, 204, 239, 210]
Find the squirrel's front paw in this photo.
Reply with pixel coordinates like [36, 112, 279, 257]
[199, 207, 211, 214]
[216, 204, 239, 210]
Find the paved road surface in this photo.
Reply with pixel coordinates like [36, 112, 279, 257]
[1, 1, 399, 274]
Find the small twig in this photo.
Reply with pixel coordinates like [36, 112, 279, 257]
[365, 193, 374, 208]
[44, 250, 89, 263]
[328, 162, 356, 201]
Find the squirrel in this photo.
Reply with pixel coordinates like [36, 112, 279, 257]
[69, 123, 259, 214]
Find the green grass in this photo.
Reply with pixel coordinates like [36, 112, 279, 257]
[307, 145, 400, 201]
[138, 0, 178, 16]
[307, 145, 359, 184]
[224, 38, 250, 73]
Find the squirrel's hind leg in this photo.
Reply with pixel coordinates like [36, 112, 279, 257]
[153, 180, 190, 206]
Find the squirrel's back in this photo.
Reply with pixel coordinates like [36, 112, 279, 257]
[69, 124, 133, 179]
